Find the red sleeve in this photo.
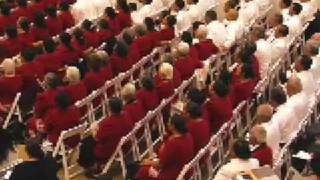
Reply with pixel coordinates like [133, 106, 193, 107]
[159, 139, 176, 167]
[95, 120, 114, 142]
[34, 94, 46, 117]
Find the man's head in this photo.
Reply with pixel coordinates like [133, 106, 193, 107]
[256, 104, 273, 124]
[249, 125, 267, 145]
[289, 3, 302, 16]
[205, 10, 217, 23]
[195, 25, 208, 40]
[251, 26, 266, 41]
[275, 24, 289, 38]
[109, 97, 123, 114]
[286, 76, 303, 97]
[232, 139, 251, 160]
[270, 87, 287, 108]
[267, 13, 283, 28]
[225, 9, 239, 21]
[294, 55, 313, 72]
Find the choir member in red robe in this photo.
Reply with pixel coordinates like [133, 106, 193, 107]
[0, 4, 17, 35]
[206, 80, 233, 132]
[29, 0, 45, 15]
[45, 0, 59, 7]
[144, 17, 161, 48]
[94, 97, 134, 162]
[63, 66, 88, 104]
[0, 26, 21, 58]
[159, 15, 176, 41]
[34, 73, 62, 117]
[185, 102, 210, 153]
[58, 2, 75, 30]
[55, 32, 80, 65]
[122, 30, 141, 63]
[104, 7, 121, 35]
[181, 31, 200, 60]
[136, 77, 160, 111]
[133, 25, 153, 57]
[194, 25, 219, 61]
[187, 88, 210, 123]
[81, 20, 100, 48]
[140, 114, 194, 180]
[45, 6, 63, 36]
[43, 92, 80, 147]
[18, 18, 35, 49]
[155, 62, 175, 99]
[71, 28, 89, 56]
[30, 12, 49, 41]
[116, 0, 132, 29]
[13, 0, 33, 21]
[96, 50, 113, 81]
[97, 19, 112, 44]
[83, 53, 105, 93]
[109, 41, 133, 75]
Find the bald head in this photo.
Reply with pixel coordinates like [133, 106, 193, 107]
[286, 76, 302, 97]
[226, 9, 239, 21]
[250, 125, 267, 144]
[256, 104, 273, 123]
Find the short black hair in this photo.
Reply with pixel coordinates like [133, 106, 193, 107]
[59, 32, 73, 50]
[181, 31, 193, 46]
[274, 13, 284, 24]
[278, 24, 289, 36]
[21, 48, 36, 62]
[0, 129, 14, 164]
[241, 63, 255, 79]
[218, 69, 232, 86]
[5, 26, 17, 39]
[170, 114, 188, 134]
[109, 97, 123, 114]
[192, 21, 203, 32]
[19, 17, 30, 32]
[34, 11, 47, 28]
[55, 92, 71, 110]
[81, 19, 94, 32]
[166, 15, 176, 28]
[128, 2, 137, 11]
[214, 80, 229, 97]
[25, 140, 45, 160]
[122, 31, 134, 45]
[46, 72, 61, 89]
[115, 41, 129, 58]
[233, 139, 251, 160]
[17, 0, 27, 7]
[291, 2, 302, 15]
[270, 87, 287, 105]
[187, 88, 206, 105]
[141, 76, 154, 91]
[299, 55, 313, 70]
[59, 2, 70, 11]
[117, 0, 130, 13]
[144, 17, 155, 32]
[187, 101, 202, 118]
[43, 38, 56, 53]
[175, 0, 185, 9]
[105, 7, 117, 19]
[98, 19, 109, 30]
[1, 4, 11, 16]
[282, 0, 292, 8]
[205, 10, 217, 22]
[46, 5, 57, 18]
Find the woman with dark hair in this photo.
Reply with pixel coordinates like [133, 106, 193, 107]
[122, 30, 140, 63]
[97, 19, 112, 44]
[159, 15, 176, 41]
[1, 26, 21, 57]
[136, 76, 160, 111]
[136, 114, 194, 179]
[58, 2, 75, 30]
[9, 141, 58, 180]
[104, 7, 121, 35]
[214, 139, 259, 180]
[206, 80, 233, 132]
[144, 17, 161, 48]
[30, 12, 49, 41]
[0, 129, 17, 170]
[46, 5, 63, 36]
[55, 32, 80, 65]
[109, 41, 133, 74]
[43, 92, 80, 147]
[17, 18, 35, 48]
[81, 19, 100, 48]
[71, 28, 88, 56]
[116, 0, 132, 29]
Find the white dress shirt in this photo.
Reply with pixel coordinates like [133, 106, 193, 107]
[286, 92, 310, 126]
[284, 15, 303, 40]
[300, 1, 316, 23]
[207, 20, 228, 49]
[271, 37, 288, 61]
[187, 4, 201, 22]
[224, 20, 245, 48]
[255, 39, 273, 78]
[71, 0, 112, 23]
[238, 1, 260, 26]
[214, 158, 259, 180]
[260, 121, 281, 161]
[271, 104, 299, 143]
[281, 8, 290, 22]
[131, 4, 152, 24]
[297, 70, 316, 97]
[311, 55, 320, 84]
[175, 9, 192, 36]
[254, 0, 271, 10]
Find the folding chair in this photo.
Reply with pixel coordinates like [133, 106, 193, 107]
[52, 122, 88, 180]
[2, 93, 22, 129]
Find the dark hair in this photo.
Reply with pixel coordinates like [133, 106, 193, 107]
[253, 26, 266, 39]
[128, 2, 137, 11]
[81, 19, 95, 32]
[244, 42, 257, 56]
[214, 80, 229, 97]
[115, 41, 129, 58]
[187, 88, 206, 105]
[105, 7, 117, 19]
[109, 97, 123, 114]
[205, 10, 217, 22]
[192, 21, 203, 32]
[117, 0, 130, 13]
[87, 53, 101, 72]
[270, 87, 287, 105]
[1, 4, 11, 16]
[19, 17, 30, 32]
[46, 5, 57, 18]
[181, 31, 193, 46]
[218, 69, 232, 86]
[166, 15, 177, 28]
[192, 0, 199, 4]
[291, 2, 302, 15]
[21, 48, 36, 62]
[46, 72, 61, 89]
[299, 55, 313, 70]
[141, 76, 154, 91]
[25, 140, 45, 160]
[104, 37, 117, 55]
[72, 28, 85, 45]
[55, 92, 71, 110]
[43, 38, 56, 53]
[98, 19, 109, 30]
[0, 129, 14, 164]
[187, 101, 202, 118]
[309, 44, 319, 56]
[274, 13, 284, 24]
[59, 32, 74, 50]
[144, 17, 155, 32]
[233, 139, 251, 160]
[241, 63, 255, 79]
[311, 157, 320, 176]
[144, 0, 152, 4]
[59, 2, 70, 11]
[278, 24, 289, 36]
[282, 0, 292, 8]
[5, 26, 17, 39]
[175, 0, 185, 9]
[17, 0, 27, 7]
[170, 114, 188, 134]
[34, 11, 47, 28]
[122, 31, 134, 45]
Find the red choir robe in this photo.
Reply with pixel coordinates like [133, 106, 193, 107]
[0, 38, 22, 58]
[128, 43, 141, 64]
[58, 11, 75, 30]
[146, 31, 161, 48]
[63, 81, 88, 103]
[34, 88, 61, 117]
[252, 55, 261, 81]
[46, 17, 63, 36]
[155, 79, 175, 99]
[232, 80, 256, 106]
[30, 26, 50, 41]
[16, 61, 45, 89]
[83, 71, 105, 93]
[108, 18, 121, 35]
[97, 29, 112, 44]
[55, 44, 80, 65]
[194, 39, 219, 61]
[83, 31, 100, 48]
[13, 7, 32, 21]
[109, 54, 133, 75]
[99, 65, 113, 82]
[133, 35, 153, 57]
[0, 76, 23, 105]
[252, 144, 273, 166]
[18, 32, 35, 49]
[159, 27, 174, 41]
[94, 112, 134, 161]
[71, 39, 88, 57]
[0, 15, 17, 35]
[29, 1, 45, 15]
[44, 0, 59, 6]
[43, 105, 80, 147]
[35, 52, 63, 73]
[157, 133, 194, 180]
[189, 46, 199, 60]
[187, 118, 210, 153]
[175, 55, 202, 80]
[206, 95, 233, 132]
[123, 100, 146, 123]
[117, 10, 132, 29]
[136, 89, 160, 111]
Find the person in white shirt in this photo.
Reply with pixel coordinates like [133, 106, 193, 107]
[131, 0, 153, 24]
[173, 0, 192, 36]
[294, 55, 317, 97]
[269, 87, 299, 143]
[255, 104, 281, 161]
[299, 0, 317, 23]
[214, 139, 260, 180]
[251, 26, 273, 78]
[224, 9, 245, 49]
[280, 0, 292, 22]
[238, 0, 259, 26]
[254, 0, 271, 11]
[186, 0, 201, 22]
[205, 10, 228, 50]
[284, 3, 303, 39]
[304, 40, 320, 84]
[266, 13, 284, 41]
[271, 24, 289, 61]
